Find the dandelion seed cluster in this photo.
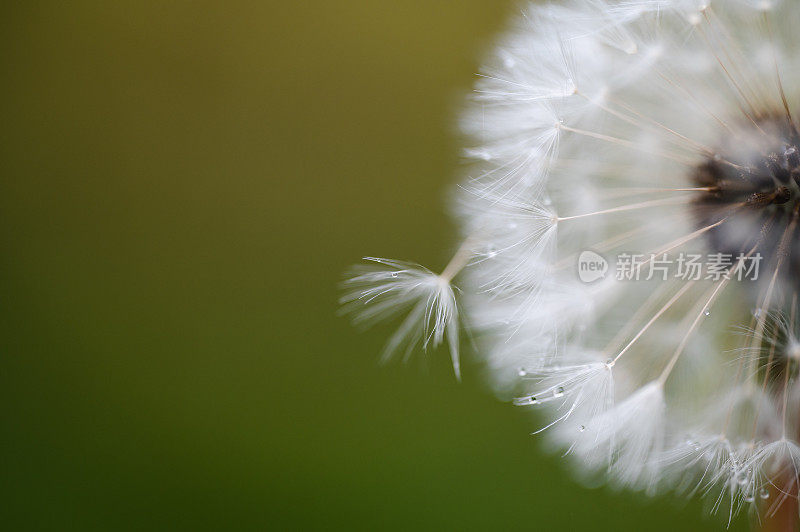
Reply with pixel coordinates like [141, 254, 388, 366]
[343, 0, 800, 523]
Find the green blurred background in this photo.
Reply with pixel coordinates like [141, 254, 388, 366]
[0, 2, 745, 530]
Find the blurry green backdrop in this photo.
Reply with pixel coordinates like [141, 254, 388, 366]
[0, 2, 745, 530]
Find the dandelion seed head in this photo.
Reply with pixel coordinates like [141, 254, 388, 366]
[345, 0, 800, 521]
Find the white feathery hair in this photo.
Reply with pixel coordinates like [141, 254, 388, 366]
[345, 0, 800, 524]
[341, 257, 461, 378]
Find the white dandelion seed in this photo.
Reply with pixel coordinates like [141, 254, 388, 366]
[345, 0, 800, 524]
[744, 439, 800, 517]
[565, 380, 665, 491]
[513, 357, 615, 433]
[341, 257, 464, 379]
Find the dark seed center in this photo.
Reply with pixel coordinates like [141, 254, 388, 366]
[692, 117, 800, 288]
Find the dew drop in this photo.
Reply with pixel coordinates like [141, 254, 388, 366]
[579, 425, 586, 432]
[390, 272, 399, 278]
[530, 396, 538, 405]
[518, 368, 527, 377]
[553, 386, 565, 398]
[760, 487, 770, 499]
[703, 309, 711, 316]
[744, 495, 755, 503]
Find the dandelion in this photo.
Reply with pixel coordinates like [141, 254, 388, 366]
[345, 0, 800, 525]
